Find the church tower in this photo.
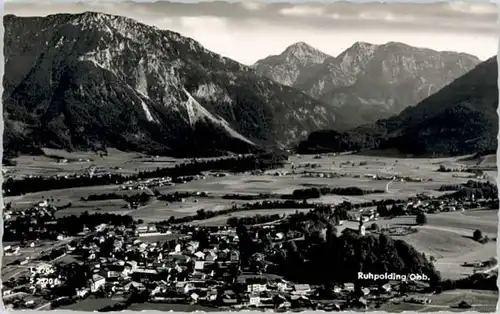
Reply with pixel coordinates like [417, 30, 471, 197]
[358, 215, 366, 236]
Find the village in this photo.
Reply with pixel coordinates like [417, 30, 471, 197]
[2, 213, 436, 312]
[1, 152, 498, 312]
[2, 182, 498, 312]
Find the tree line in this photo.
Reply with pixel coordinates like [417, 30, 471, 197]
[222, 193, 274, 200]
[282, 186, 385, 200]
[161, 200, 318, 225]
[81, 192, 152, 205]
[439, 272, 497, 292]
[227, 214, 283, 227]
[438, 180, 498, 200]
[157, 191, 208, 202]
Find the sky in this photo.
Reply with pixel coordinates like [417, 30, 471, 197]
[4, 1, 499, 65]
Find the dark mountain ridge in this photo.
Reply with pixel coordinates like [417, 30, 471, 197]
[298, 56, 498, 157]
[3, 12, 339, 158]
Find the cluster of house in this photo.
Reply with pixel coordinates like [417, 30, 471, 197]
[347, 195, 494, 222]
[227, 271, 433, 310]
[3, 199, 57, 223]
[2, 199, 75, 250]
[56, 157, 92, 164]
[3, 209, 442, 312]
[301, 172, 349, 179]
[55, 226, 246, 300]
[348, 208, 380, 223]
[3, 224, 238, 306]
[367, 174, 427, 182]
[119, 177, 181, 191]
[118, 171, 231, 191]
[405, 196, 493, 214]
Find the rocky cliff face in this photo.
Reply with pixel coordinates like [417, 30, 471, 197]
[298, 57, 498, 156]
[255, 41, 481, 129]
[3, 12, 339, 157]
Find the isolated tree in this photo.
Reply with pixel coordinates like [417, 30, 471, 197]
[193, 229, 210, 250]
[376, 204, 388, 217]
[473, 229, 483, 242]
[370, 223, 380, 231]
[438, 165, 447, 172]
[390, 204, 405, 216]
[237, 223, 254, 265]
[326, 223, 338, 242]
[416, 212, 427, 225]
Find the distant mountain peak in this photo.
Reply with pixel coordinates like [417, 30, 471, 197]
[287, 41, 311, 48]
[340, 41, 378, 57]
[255, 39, 482, 129]
[351, 41, 377, 49]
[284, 41, 318, 54]
[383, 41, 408, 47]
[252, 42, 331, 86]
[281, 41, 330, 61]
[63, 11, 130, 22]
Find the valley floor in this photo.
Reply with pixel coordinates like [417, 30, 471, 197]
[2, 149, 498, 311]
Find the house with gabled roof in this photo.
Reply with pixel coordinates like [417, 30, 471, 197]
[90, 274, 105, 292]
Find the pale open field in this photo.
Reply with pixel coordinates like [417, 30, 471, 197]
[189, 208, 311, 226]
[5, 184, 128, 214]
[379, 289, 498, 312]
[126, 196, 282, 222]
[288, 154, 491, 180]
[421, 289, 498, 312]
[5, 148, 180, 179]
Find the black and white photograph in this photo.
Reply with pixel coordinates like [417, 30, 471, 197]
[1, 0, 499, 312]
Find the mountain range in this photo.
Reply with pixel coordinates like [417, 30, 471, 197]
[254, 41, 481, 128]
[298, 56, 498, 157]
[3, 12, 497, 159]
[3, 12, 338, 158]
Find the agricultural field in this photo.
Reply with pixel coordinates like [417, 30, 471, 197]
[4, 148, 179, 179]
[128, 196, 273, 222]
[423, 289, 498, 312]
[288, 154, 483, 181]
[5, 184, 125, 212]
[378, 290, 498, 312]
[190, 208, 312, 227]
[4, 151, 498, 282]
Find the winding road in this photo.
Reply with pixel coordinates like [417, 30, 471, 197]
[385, 180, 395, 193]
